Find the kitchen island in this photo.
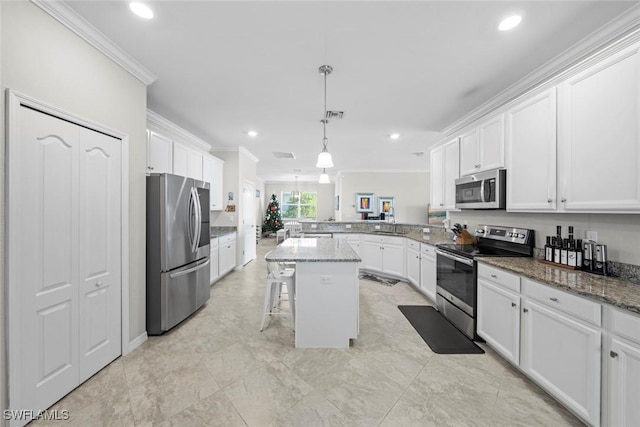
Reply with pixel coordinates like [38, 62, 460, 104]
[266, 238, 361, 348]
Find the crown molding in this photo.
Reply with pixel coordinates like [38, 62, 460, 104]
[442, 4, 640, 136]
[147, 109, 211, 150]
[31, 0, 157, 86]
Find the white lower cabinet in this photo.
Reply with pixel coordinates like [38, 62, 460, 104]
[419, 244, 436, 301]
[520, 296, 601, 426]
[210, 237, 219, 284]
[406, 240, 421, 287]
[605, 307, 640, 427]
[219, 233, 237, 277]
[362, 235, 404, 277]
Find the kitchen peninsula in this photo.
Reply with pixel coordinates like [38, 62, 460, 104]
[266, 238, 361, 348]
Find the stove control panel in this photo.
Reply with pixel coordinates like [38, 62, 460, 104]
[475, 225, 533, 245]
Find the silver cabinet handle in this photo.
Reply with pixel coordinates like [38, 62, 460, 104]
[491, 274, 498, 279]
[550, 297, 558, 302]
[610, 351, 618, 358]
[475, 164, 480, 168]
[523, 308, 529, 313]
[511, 302, 516, 307]
[561, 197, 567, 202]
[96, 281, 103, 288]
[547, 198, 552, 203]
[439, 203, 443, 206]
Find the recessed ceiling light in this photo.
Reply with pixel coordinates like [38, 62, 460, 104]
[498, 15, 522, 31]
[247, 130, 258, 138]
[390, 133, 400, 140]
[129, 2, 154, 20]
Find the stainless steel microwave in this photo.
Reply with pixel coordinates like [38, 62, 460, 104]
[455, 169, 506, 209]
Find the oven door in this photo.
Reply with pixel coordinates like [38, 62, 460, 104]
[435, 249, 476, 317]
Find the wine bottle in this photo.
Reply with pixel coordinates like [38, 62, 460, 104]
[545, 236, 553, 261]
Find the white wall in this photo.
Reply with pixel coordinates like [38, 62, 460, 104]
[336, 171, 430, 224]
[264, 181, 335, 222]
[1, 0, 148, 416]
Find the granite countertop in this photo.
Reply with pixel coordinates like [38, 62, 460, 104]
[210, 226, 237, 237]
[266, 238, 361, 263]
[478, 257, 640, 315]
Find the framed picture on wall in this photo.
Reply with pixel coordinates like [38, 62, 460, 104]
[355, 193, 375, 213]
[378, 197, 394, 214]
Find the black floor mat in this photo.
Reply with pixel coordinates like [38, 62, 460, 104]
[398, 305, 484, 354]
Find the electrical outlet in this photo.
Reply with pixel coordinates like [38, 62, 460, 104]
[345, 224, 352, 229]
[311, 224, 317, 229]
[423, 228, 430, 234]
[320, 275, 333, 284]
[585, 230, 598, 242]
[375, 225, 381, 230]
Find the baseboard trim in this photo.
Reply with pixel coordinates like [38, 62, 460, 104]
[126, 331, 148, 355]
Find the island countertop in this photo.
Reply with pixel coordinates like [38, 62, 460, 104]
[266, 238, 361, 263]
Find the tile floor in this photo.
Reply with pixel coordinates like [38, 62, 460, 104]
[35, 238, 584, 426]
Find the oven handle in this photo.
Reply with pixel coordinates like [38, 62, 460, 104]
[435, 249, 475, 266]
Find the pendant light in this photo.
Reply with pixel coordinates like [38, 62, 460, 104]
[318, 169, 330, 184]
[316, 65, 334, 169]
[292, 176, 300, 201]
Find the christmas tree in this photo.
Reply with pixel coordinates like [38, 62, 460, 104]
[263, 194, 283, 234]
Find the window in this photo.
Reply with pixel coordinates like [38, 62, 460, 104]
[281, 191, 317, 219]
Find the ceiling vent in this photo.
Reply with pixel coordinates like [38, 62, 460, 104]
[273, 152, 296, 159]
[325, 111, 344, 120]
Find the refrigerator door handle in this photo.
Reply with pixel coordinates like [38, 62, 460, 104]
[194, 188, 202, 250]
[189, 187, 198, 253]
[169, 258, 210, 279]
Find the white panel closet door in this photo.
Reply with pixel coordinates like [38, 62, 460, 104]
[78, 128, 122, 382]
[15, 106, 81, 413]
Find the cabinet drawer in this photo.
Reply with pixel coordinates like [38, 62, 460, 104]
[363, 234, 403, 245]
[523, 278, 601, 326]
[406, 239, 420, 250]
[421, 244, 436, 260]
[609, 307, 640, 345]
[478, 263, 520, 294]
[219, 233, 236, 245]
[210, 237, 219, 248]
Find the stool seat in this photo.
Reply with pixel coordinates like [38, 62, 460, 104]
[260, 256, 296, 331]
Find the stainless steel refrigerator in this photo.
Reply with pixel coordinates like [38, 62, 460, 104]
[146, 173, 211, 335]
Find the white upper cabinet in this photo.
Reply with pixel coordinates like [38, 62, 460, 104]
[187, 148, 203, 180]
[505, 88, 558, 211]
[172, 141, 189, 177]
[459, 114, 504, 176]
[203, 154, 224, 211]
[430, 138, 459, 210]
[147, 131, 173, 174]
[558, 43, 640, 212]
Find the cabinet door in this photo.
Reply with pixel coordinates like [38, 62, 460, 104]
[382, 244, 404, 277]
[521, 299, 601, 426]
[187, 149, 203, 181]
[172, 142, 189, 177]
[442, 139, 460, 209]
[559, 45, 640, 212]
[506, 89, 557, 211]
[609, 337, 640, 427]
[478, 114, 504, 172]
[419, 246, 436, 302]
[477, 279, 520, 365]
[210, 245, 219, 284]
[429, 145, 444, 209]
[147, 131, 172, 174]
[362, 241, 383, 272]
[459, 129, 479, 176]
[202, 155, 224, 210]
[406, 248, 420, 286]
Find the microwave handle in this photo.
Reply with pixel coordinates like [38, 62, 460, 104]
[480, 180, 486, 203]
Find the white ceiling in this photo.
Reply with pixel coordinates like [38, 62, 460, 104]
[67, 0, 637, 182]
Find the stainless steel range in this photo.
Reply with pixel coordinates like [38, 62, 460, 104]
[434, 225, 534, 339]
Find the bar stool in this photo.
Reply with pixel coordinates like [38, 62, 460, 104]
[260, 256, 296, 331]
[275, 228, 289, 244]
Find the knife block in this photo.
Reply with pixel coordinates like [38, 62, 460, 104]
[456, 230, 476, 245]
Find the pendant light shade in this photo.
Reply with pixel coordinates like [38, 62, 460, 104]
[318, 169, 330, 184]
[317, 65, 334, 169]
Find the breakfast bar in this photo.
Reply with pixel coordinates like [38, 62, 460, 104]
[266, 238, 361, 348]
